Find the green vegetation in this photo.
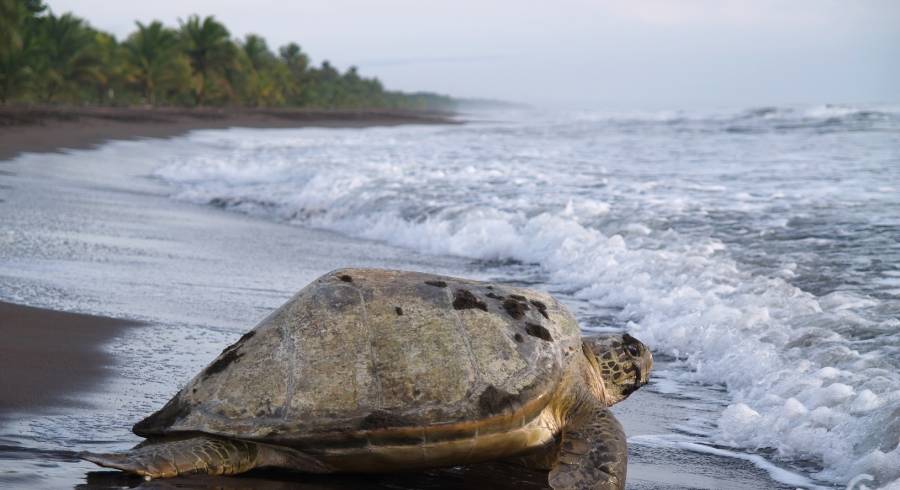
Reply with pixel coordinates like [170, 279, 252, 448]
[0, 1, 455, 110]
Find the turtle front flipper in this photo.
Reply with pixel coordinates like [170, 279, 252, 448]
[79, 436, 330, 479]
[549, 404, 627, 490]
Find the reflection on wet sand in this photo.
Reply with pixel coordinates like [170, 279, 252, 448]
[79, 463, 549, 490]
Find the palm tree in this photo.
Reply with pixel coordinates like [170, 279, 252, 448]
[278, 42, 309, 105]
[0, 32, 35, 103]
[235, 34, 283, 106]
[33, 12, 101, 102]
[0, 6, 452, 109]
[311, 60, 341, 107]
[0, 0, 24, 57]
[178, 15, 232, 105]
[240, 34, 273, 72]
[89, 30, 123, 104]
[123, 21, 188, 104]
[278, 43, 308, 76]
[0, 0, 44, 56]
[0, 0, 46, 102]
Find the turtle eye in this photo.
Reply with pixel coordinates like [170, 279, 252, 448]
[625, 343, 640, 357]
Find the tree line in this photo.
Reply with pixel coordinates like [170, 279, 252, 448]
[0, 1, 455, 110]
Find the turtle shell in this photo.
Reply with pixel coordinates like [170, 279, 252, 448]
[133, 269, 582, 448]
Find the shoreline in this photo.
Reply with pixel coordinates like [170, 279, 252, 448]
[0, 301, 142, 422]
[0, 105, 458, 161]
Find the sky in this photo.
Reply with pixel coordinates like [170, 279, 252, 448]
[49, 0, 900, 110]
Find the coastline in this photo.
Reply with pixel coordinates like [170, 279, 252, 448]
[0, 105, 458, 161]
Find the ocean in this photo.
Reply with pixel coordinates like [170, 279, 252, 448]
[1, 104, 898, 488]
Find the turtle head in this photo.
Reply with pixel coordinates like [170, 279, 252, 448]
[583, 333, 652, 405]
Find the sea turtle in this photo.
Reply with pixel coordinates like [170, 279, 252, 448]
[81, 268, 652, 489]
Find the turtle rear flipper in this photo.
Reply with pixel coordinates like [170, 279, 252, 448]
[79, 436, 330, 479]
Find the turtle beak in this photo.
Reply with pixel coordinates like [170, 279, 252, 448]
[623, 334, 652, 396]
[622, 359, 649, 397]
[622, 370, 642, 397]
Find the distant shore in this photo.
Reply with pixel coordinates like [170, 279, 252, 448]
[0, 105, 459, 161]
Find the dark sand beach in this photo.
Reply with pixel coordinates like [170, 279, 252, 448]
[0, 106, 457, 161]
[0, 114, 794, 489]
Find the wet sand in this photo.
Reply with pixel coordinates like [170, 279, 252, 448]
[0, 302, 141, 420]
[0, 106, 457, 161]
